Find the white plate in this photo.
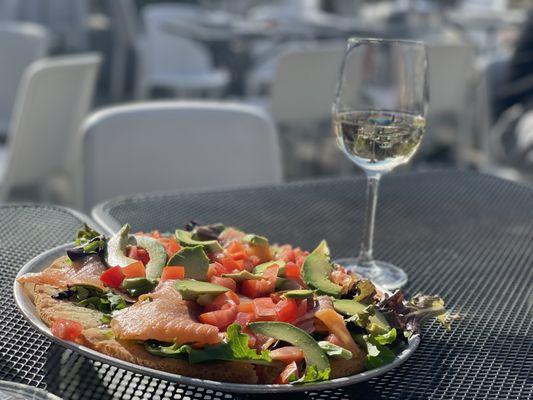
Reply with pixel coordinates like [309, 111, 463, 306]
[13, 243, 420, 394]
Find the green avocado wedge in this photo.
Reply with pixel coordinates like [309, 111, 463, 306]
[248, 322, 330, 375]
[301, 241, 342, 298]
[242, 234, 269, 247]
[105, 225, 168, 279]
[252, 260, 286, 276]
[167, 246, 210, 280]
[106, 224, 136, 268]
[175, 280, 229, 300]
[333, 299, 391, 334]
[134, 235, 167, 279]
[175, 230, 223, 253]
[282, 289, 315, 299]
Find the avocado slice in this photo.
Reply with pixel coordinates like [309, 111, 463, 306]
[121, 277, 158, 297]
[282, 289, 315, 299]
[242, 234, 269, 247]
[221, 270, 262, 282]
[175, 279, 229, 300]
[301, 241, 342, 298]
[252, 260, 286, 276]
[106, 224, 136, 268]
[105, 224, 168, 280]
[167, 246, 209, 280]
[134, 235, 167, 279]
[248, 322, 330, 373]
[175, 230, 223, 253]
[333, 299, 390, 334]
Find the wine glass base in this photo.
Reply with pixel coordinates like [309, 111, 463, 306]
[334, 258, 408, 290]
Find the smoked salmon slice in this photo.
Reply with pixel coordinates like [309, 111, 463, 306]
[18, 255, 106, 290]
[111, 281, 220, 345]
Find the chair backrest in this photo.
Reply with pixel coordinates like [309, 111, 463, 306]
[427, 43, 476, 117]
[0, 22, 49, 129]
[80, 101, 282, 211]
[0, 0, 19, 21]
[142, 4, 213, 75]
[270, 44, 345, 127]
[0, 54, 101, 199]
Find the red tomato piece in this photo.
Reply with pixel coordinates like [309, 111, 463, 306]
[270, 346, 305, 363]
[205, 291, 240, 312]
[275, 298, 298, 322]
[160, 266, 185, 281]
[160, 237, 181, 257]
[275, 361, 299, 384]
[100, 266, 125, 288]
[128, 246, 150, 266]
[220, 255, 241, 272]
[51, 319, 83, 341]
[121, 261, 146, 279]
[199, 304, 238, 329]
[284, 262, 301, 280]
[227, 241, 245, 255]
[253, 297, 277, 320]
[210, 276, 237, 292]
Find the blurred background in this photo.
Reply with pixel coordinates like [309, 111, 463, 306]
[0, 0, 532, 212]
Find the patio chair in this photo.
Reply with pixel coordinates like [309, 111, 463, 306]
[79, 101, 282, 211]
[0, 54, 101, 203]
[424, 42, 476, 165]
[0, 22, 49, 137]
[137, 4, 230, 99]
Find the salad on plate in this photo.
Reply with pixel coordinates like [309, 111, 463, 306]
[17, 222, 456, 385]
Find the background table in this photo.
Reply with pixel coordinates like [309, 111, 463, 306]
[1, 170, 532, 399]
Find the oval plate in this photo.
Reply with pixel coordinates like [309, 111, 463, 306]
[14, 243, 420, 394]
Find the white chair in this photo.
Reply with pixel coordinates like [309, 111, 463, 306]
[0, 0, 19, 21]
[0, 54, 101, 203]
[0, 22, 49, 136]
[425, 42, 477, 166]
[79, 101, 282, 211]
[137, 4, 230, 99]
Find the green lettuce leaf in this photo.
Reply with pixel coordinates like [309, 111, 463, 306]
[373, 328, 397, 345]
[291, 365, 331, 384]
[145, 323, 272, 364]
[317, 341, 352, 360]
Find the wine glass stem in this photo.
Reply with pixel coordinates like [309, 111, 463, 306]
[358, 172, 381, 267]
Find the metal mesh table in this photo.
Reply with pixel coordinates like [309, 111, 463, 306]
[1, 170, 532, 399]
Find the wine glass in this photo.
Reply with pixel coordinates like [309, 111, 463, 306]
[332, 38, 428, 290]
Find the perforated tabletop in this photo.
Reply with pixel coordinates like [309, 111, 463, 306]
[1, 170, 532, 399]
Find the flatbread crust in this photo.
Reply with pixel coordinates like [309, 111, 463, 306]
[24, 258, 365, 384]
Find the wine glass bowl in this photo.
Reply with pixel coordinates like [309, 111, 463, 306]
[332, 38, 428, 290]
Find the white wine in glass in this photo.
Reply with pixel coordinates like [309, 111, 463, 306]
[332, 39, 428, 290]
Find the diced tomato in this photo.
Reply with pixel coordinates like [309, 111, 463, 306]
[296, 299, 308, 318]
[205, 291, 240, 312]
[227, 241, 245, 255]
[121, 261, 146, 278]
[220, 255, 242, 272]
[285, 262, 300, 280]
[160, 237, 181, 257]
[51, 319, 83, 341]
[275, 361, 299, 384]
[270, 346, 305, 363]
[128, 246, 150, 266]
[275, 298, 298, 322]
[210, 276, 237, 292]
[160, 266, 185, 281]
[253, 297, 277, 321]
[230, 251, 246, 261]
[100, 266, 125, 288]
[199, 303, 238, 329]
[207, 262, 224, 279]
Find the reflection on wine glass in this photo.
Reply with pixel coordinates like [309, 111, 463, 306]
[332, 38, 428, 290]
